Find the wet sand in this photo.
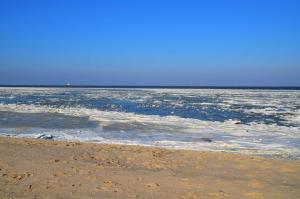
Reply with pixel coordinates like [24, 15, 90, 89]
[0, 136, 299, 199]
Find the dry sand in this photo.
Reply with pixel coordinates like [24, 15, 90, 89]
[0, 136, 299, 199]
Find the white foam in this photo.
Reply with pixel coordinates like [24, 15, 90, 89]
[0, 102, 299, 158]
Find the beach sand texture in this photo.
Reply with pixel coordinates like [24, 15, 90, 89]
[0, 137, 299, 199]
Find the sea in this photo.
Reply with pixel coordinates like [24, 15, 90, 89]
[0, 86, 299, 159]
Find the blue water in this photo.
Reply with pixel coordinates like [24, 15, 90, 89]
[0, 88, 298, 127]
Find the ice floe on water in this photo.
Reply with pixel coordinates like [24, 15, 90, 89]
[0, 88, 299, 159]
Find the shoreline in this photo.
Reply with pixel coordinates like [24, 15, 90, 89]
[1, 135, 296, 160]
[0, 136, 299, 198]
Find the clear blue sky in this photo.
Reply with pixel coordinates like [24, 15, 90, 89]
[0, 0, 299, 86]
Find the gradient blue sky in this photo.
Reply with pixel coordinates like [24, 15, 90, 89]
[0, 0, 299, 86]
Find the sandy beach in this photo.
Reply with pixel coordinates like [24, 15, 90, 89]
[0, 137, 299, 198]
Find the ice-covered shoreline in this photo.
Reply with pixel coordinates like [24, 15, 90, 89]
[0, 102, 299, 159]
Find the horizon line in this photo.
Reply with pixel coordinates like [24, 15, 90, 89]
[0, 85, 300, 89]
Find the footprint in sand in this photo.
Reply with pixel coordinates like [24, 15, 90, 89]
[146, 182, 160, 189]
[11, 172, 33, 180]
[103, 180, 121, 187]
[28, 184, 32, 191]
[52, 172, 67, 177]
